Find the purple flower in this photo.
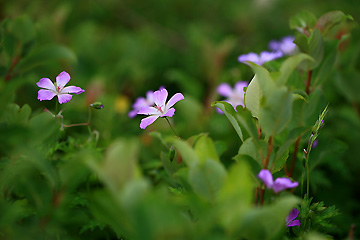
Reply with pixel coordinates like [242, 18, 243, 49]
[258, 169, 298, 193]
[269, 36, 296, 56]
[128, 91, 154, 118]
[37, 71, 85, 104]
[138, 88, 184, 129]
[238, 51, 283, 66]
[217, 81, 248, 113]
[312, 139, 318, 148]
[286, 208, 301, 227]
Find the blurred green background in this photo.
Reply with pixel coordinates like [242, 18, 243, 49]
[1, 0, 360, 239]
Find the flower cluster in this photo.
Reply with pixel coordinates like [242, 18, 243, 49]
[238, 35, 296, 66]
[258, 169, 298, 193]
[216, 81, 248, 113]
[37, 71, 84, 104]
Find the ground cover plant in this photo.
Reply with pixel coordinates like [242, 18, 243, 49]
[1, 1, 360, 239]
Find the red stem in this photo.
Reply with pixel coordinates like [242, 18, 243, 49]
[263, 137, 273, 169]
[305, 70, 312, 95]
[4, 56, 21, 82]
[287, 136, 301, 177]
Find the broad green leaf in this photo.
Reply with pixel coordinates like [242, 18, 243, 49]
[235, 106, 259, 141]
[212, 101, 244, 141]
[238, 138, 268, 167]
[217, 161, 254, 233]
[233, 154, 262, 176]
[194, 134, 219, 163]
[313, 47, 337, 87]
[260, 86, 293, 136]
[1, 103, 31, 125]
[248, 62, 276, 97]
[289, 10, 317, 32]
[271, 149, 289, 173]
[16, 44, 77, 72]
[7, 15, 35, 44]
[188, 158, 227, 201]
[315, 11, 348, 34]
[294, 34, 309, 53]
[277, 53, 314, 85]
[239, 195, 300, 239]
[87, 139, 139, 194]
[308, 29, 324, 69]
[166, 137, 199, 168]
[244, 75, 261, 119]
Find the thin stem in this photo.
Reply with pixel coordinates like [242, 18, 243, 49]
[165, 117, 179, 138]
[258, 122, 261, 140]
[305, 70, 312, 95]
[259, 187, 265, 205]
[87, 107, 92, 136]
[306, 162, 310, 197]
[263, 136, 273, 169]
[4, 56, 21, 82]
[55, 101, 59, 115]
[63, 123, 89, 128]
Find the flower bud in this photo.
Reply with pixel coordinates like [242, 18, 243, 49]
[90, 102, 104, 109]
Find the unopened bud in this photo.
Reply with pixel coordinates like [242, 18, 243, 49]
[90, 102, 104, 109]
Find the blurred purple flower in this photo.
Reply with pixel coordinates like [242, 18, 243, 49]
[269, 36, 296, 56]
[258, 169, 298, 193]
[138, 88, 184, 129]
[286, 208, 301, 227]
[129, 91, 154, 118]
[312, 139, 318, 148]
[217, 81, 248, 113]
[37, 71, 85, 104]
[238, 51, 283, 66]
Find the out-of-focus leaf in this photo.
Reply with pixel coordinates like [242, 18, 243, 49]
[308, 29, 324, 69]
[294, 34, 309, 53]
[194, 134, 219, 163]
[315, 11, 348, 34]
[237, 138, 268, 167]
[289, 10, 317, 32]
[313, 47, 337, 87]
[260, 86, 293, 136]
[277, 53, 314, 86]
[239, 195, 299, 239]
[1, 103, 31, 125]
[16, 44, 77, 72]
[217, 161, 254, 233]
[7, 15, 36, 44]
[188, 158, 227, 201]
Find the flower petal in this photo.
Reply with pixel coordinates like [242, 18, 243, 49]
[56, 71, 71, 88]
[57, 94, 73, 104]
[234, 81, 248, 94]
[38, 89, 56, 101]
[287, 219, 301, 227]
[138, 106, 160, 115]
[62, 86, 85, 94]
[128, 109, 138, 118]
[145, 90, 154, 103]
[217, 83, 233, 97]
[37, 78, 56, 91]
[258, 169, 274, 189]
[140, 115, 159, 129]
[286, 208, 299, 223]
[238, 52, 260, 64]
[272, 178, 298, 193]
[166, 93, 184, 109]
[161, 108, 175, 117]
[153, 88, 168, 108]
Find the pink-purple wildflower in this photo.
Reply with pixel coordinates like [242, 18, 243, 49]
[128, 90, 154, 118]
[37, 71, 85, 104]
[269, 36, 296, 56]
[238, 51, 283, 66]
[286, 208, 301, 227]
[217, 81, 248, 113]
[138, 88, 184, 129]
[258, 169, 298, 193]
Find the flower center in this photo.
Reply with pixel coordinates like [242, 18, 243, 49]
[155, 105, 164, 113]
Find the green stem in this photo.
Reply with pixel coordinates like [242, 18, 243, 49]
[55, 101, 59, 115]
[165, 117, 178, 137]
[306, 161, 310, 197]
[87, 106, 92, 136]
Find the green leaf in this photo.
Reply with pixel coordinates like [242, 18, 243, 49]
[244, 75, 261, 119]
[87, 139, 139, 194]
[194, 134, 219, 163]
[188, 158, 227, 201]
[7, 15, 36, 44]
[308, 29, 324, 69]
[315, 11, 347, 34]
[16, 44, 77, 72]
[1, 103, 31, 125]
[211, 101, 244, 141]
[239, 195, 300, 239]
[277, 53, 314, 85]
[237, 138, 268, 167]
[217, 161, 254, 233]
[289, 10, 317, 32]
[294, 34, 309, 53]
[312, 47, 337, 87]
[167, 137, 199, 168]
[260, 86, 293, 136]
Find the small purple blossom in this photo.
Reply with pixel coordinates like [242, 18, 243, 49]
[238, 51, 283, 66]
[312, 139, 318, 148]
[37, 71, 85, 104]
[258, 169, 298, 193]
[128, 91, 154, 118]
[269, 36, 296, 56]
[138, 88, 184, 129]
[217, 81, 248, 113]
[286, 208, 301, 227]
